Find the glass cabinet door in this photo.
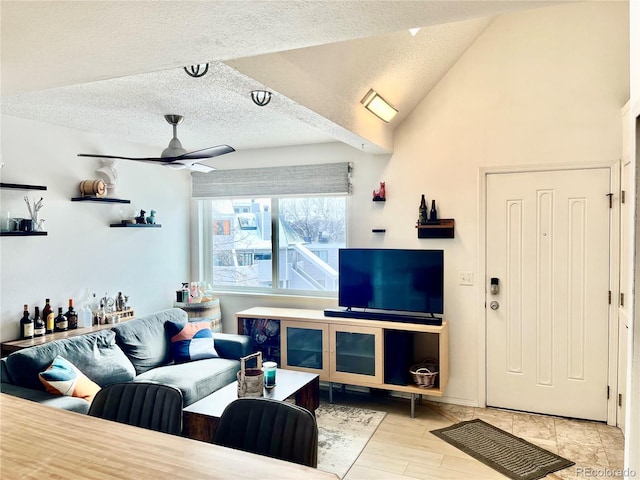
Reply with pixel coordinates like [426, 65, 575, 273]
[330, 325, 383, 385]
[281, 321, 329, 380]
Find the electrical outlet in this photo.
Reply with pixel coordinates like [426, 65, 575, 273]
[459, 272, 474, 286]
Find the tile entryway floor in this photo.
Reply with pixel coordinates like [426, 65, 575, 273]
[320, 389, 625, 480]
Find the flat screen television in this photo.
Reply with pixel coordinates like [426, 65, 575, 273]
[338, 248, 444, 316]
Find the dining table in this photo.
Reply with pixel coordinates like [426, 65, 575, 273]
[0, 393, 338, 479]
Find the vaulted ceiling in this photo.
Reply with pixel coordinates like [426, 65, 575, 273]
[1, 1, 563, 163]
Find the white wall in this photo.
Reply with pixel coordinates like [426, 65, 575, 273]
[0, 116, 190, 341]
[210, 1, 629, 408]
[390, 0, 628, 405]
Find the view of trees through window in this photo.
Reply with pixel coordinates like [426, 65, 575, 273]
[207, 197, 346, 294]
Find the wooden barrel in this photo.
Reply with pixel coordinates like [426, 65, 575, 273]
[79, 179, 106, 198]
[174, 298, 222, 333]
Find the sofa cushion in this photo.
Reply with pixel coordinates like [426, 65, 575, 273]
[165, 320, 219, 363]
[39, 356, 101, 403]
[134, 357, 239, 406]
[5, 330, 135, 391]
[113, 308, 188, 374]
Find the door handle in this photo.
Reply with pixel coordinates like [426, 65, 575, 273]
[490, 301, 499, 310]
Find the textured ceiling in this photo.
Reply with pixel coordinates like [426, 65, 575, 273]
[0, 1, 563, 160]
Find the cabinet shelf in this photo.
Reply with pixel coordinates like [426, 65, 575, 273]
[110, 223, 161, 228]
[71, 197, 131, 204]
[0, 183, 47, 191]
[0, 231, 47, 237]
[416, 218, 455, 238]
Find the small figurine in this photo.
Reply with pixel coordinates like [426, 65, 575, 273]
[146, 210, 156, 224]
[135, 209, 147, 224]
[373, 182, 386, 201]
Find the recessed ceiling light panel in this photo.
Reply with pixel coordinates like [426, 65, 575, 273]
[360, 88, 398, 123]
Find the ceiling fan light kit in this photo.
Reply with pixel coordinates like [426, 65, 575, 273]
[183, 64, 209, 78]
[77, 114, 234, 173]
[250, 90, 272, 106]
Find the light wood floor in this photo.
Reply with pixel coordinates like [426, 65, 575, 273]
[320, 389, 626, 480]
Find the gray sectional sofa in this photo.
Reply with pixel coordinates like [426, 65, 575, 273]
[0, 308, 251, 413]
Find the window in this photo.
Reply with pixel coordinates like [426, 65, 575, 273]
[202, 196, 346, 294]
[192, 162, 351, 296]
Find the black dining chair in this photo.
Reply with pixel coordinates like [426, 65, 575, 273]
[213, 397, 318, 467]
[88, 381, 183, 435]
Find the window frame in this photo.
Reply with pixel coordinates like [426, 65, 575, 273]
[197, 195, 348, 298]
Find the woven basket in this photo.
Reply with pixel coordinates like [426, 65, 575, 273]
[410, 360, 439, 388]
[237, 352, 264, 398]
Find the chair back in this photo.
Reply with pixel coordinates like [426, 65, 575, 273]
[213, 397, 318, 467]
[88, 381, 183, 435]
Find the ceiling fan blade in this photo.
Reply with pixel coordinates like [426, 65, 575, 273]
[176, 145, 235, 160]
[78, 153, 172, 162]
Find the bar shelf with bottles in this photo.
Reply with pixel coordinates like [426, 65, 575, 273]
[1, 310, 136, 357]
[415, 194, 455, 238]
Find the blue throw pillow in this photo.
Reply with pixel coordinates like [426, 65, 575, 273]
[165, 320, 219, 363]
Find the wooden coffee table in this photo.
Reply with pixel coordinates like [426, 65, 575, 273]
[182, 368, 320, 442]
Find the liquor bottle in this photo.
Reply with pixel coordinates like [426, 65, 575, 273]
[43, 298, 54, 334]
[97, 302, 106, 325]
[33, 306, 45, 337]
[116, 292, 125, 312]
[418, 194, 428, 225]
[66, 299, 78, 330]
[54, 307, 68, 332]
[429, 199, 438, 222]
[20, 304, 34, 339]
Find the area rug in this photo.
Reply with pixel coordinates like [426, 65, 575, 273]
[431, 419, 574, 480]
[316, 402, 386, 478]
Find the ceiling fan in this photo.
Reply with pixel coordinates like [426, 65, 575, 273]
[78, 114, 235, 173]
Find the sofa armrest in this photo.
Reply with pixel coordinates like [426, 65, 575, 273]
[0, 382, 91, 413]
[212, 333, 252, 361]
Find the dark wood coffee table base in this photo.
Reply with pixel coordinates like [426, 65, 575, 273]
[183, 369, 319, 443]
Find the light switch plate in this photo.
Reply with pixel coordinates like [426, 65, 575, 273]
[459, 272, 474, 286]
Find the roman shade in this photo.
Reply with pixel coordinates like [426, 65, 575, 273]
[191, 162, 352, 198]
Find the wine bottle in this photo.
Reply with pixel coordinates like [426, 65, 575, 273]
[429, 199, 438, 222]
[66, 299, 78, 330]
[54, 307, 68, 332]
[20, 304, 34, 339]
[418, 194, 428, 225]
[33, 306, 45, 337]
[43, 298, 54, 334]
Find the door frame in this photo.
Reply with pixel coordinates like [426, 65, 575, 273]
[478, 161, 620, 424]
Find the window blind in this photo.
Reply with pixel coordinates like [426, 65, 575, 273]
[191, 162, 352, 198]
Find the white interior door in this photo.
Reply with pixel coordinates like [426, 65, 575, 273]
[618, 158, 631, 432]
[486, 168, 610, 421]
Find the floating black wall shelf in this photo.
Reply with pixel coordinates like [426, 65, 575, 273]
[416, 219, 455, 239]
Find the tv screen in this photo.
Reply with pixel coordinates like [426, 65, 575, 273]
[338, 248, 444, 315]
